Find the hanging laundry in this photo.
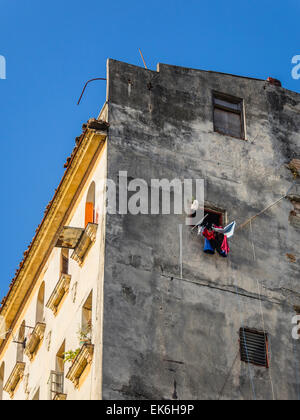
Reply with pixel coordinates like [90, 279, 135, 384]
[212, 221, 236, 238]
[198, 220, 236, 257]
[191, 200, 199, 211]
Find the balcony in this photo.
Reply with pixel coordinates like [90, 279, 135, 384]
[55, 223, 98, 266]
[4, 361, 25, 398]
[48, 371, 67, 400]
[66, 343, 94, 388]
[46, 274, 71, 315]
[24, 323, 46, 361]
[71, 223, 98, 265]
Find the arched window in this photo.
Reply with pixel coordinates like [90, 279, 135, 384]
[85, 182, 96, 228]
[0, 362, 4, 400]
[17, 321, 25, 362]
[36, 283, 45, 325]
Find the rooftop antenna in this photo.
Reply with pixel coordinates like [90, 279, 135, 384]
[139, 48, 148, 70]
[77, 78, 107, 105]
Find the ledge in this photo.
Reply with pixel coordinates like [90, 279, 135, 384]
[46, 274, 71, 315]
[24, 323, 46, 361]
[66, 343, 94, 388]
[53, 393, 67, 400]
[71, 223, 98, 266]
[3, 361, 25, 398]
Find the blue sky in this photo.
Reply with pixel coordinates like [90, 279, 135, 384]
[0, 0, 299, 300]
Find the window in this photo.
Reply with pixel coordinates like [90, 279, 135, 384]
[0, 362, 4, 400]
[213, 92, 245, 139]
[48, 341, 65, 400]
[81, 291, 93, 343]
[60, 249, 69, 275]
[85, 182, 96, 228]
[32, 388, 40, 400]
[35, 283, 45, 324]
[16, 321, 26, 363]
[189, 206, 225, 227]
[56, 341, 65, 377]
[239, 328, 269, 368]
[204, 208, 224, 227]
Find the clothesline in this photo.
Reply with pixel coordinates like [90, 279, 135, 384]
[237, 181, 297, 232]
[192, 180, 296, 234]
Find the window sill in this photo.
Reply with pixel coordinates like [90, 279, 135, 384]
[213, 129, 247, 142]
[71, 223, 98, 266]
[24, 322, 46, 361]
[46, 274, 71, 315]
[66, 343, 94, 388]
[3, 361, 26, 398]
[53, 393, 67, 400]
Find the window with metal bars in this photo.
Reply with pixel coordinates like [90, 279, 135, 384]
[213, 92, 245, 139]
[48, 371, 64, 400]
[239, 328, 269, 368]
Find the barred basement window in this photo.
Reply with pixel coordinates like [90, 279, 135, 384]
[213, 92, 245, 139]
[239, 328, 269, 368]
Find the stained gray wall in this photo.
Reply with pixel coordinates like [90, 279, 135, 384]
[102, 59, 300, 400]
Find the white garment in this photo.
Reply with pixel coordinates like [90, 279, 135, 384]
[213, 221, 236, 238]
[191, 200, 199, 211]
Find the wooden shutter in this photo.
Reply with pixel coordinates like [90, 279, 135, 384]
[240, 328, 269, 368]
[214, 108, 242, 138]
[85, 202, 94, 227]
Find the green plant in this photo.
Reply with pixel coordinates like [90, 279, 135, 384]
[63, 348, 80, 364]
[77, 322, 92, 343]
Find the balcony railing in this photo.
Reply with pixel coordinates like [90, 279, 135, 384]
[48, 371, 67, 400]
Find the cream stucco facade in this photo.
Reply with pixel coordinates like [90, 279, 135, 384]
[0, 111, 108, 400]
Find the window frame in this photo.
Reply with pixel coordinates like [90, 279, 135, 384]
[239, 327, 269, 368]
[212, 91, 246, 140]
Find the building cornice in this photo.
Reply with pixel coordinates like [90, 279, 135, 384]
[0, 126, 107, 351]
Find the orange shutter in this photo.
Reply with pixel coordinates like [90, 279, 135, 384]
[85, 202, 94, 227]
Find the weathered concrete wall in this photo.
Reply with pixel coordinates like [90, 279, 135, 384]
[102, 60, 300, 400]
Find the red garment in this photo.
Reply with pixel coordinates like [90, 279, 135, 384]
[221, 236, 229, 255]
[202, 228, 215, 241]
[202, 226, 230, 255]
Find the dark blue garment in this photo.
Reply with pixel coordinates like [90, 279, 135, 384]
[204, 238, 215, 254]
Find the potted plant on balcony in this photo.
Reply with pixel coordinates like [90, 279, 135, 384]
[63, 349, 80, 365]
[78, 321, 92, 346]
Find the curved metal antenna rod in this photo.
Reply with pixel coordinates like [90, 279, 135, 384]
[77, 78, 107, 105]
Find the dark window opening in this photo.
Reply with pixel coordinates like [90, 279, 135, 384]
[61, 249, 69, 275]
[239, 328, 269, 368]
[204, 208, 223, 227]
[190, 207, 224, 228]
[213, 92, 245, 139]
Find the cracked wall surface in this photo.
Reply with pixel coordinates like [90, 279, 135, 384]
[102, 60, 300, 400]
